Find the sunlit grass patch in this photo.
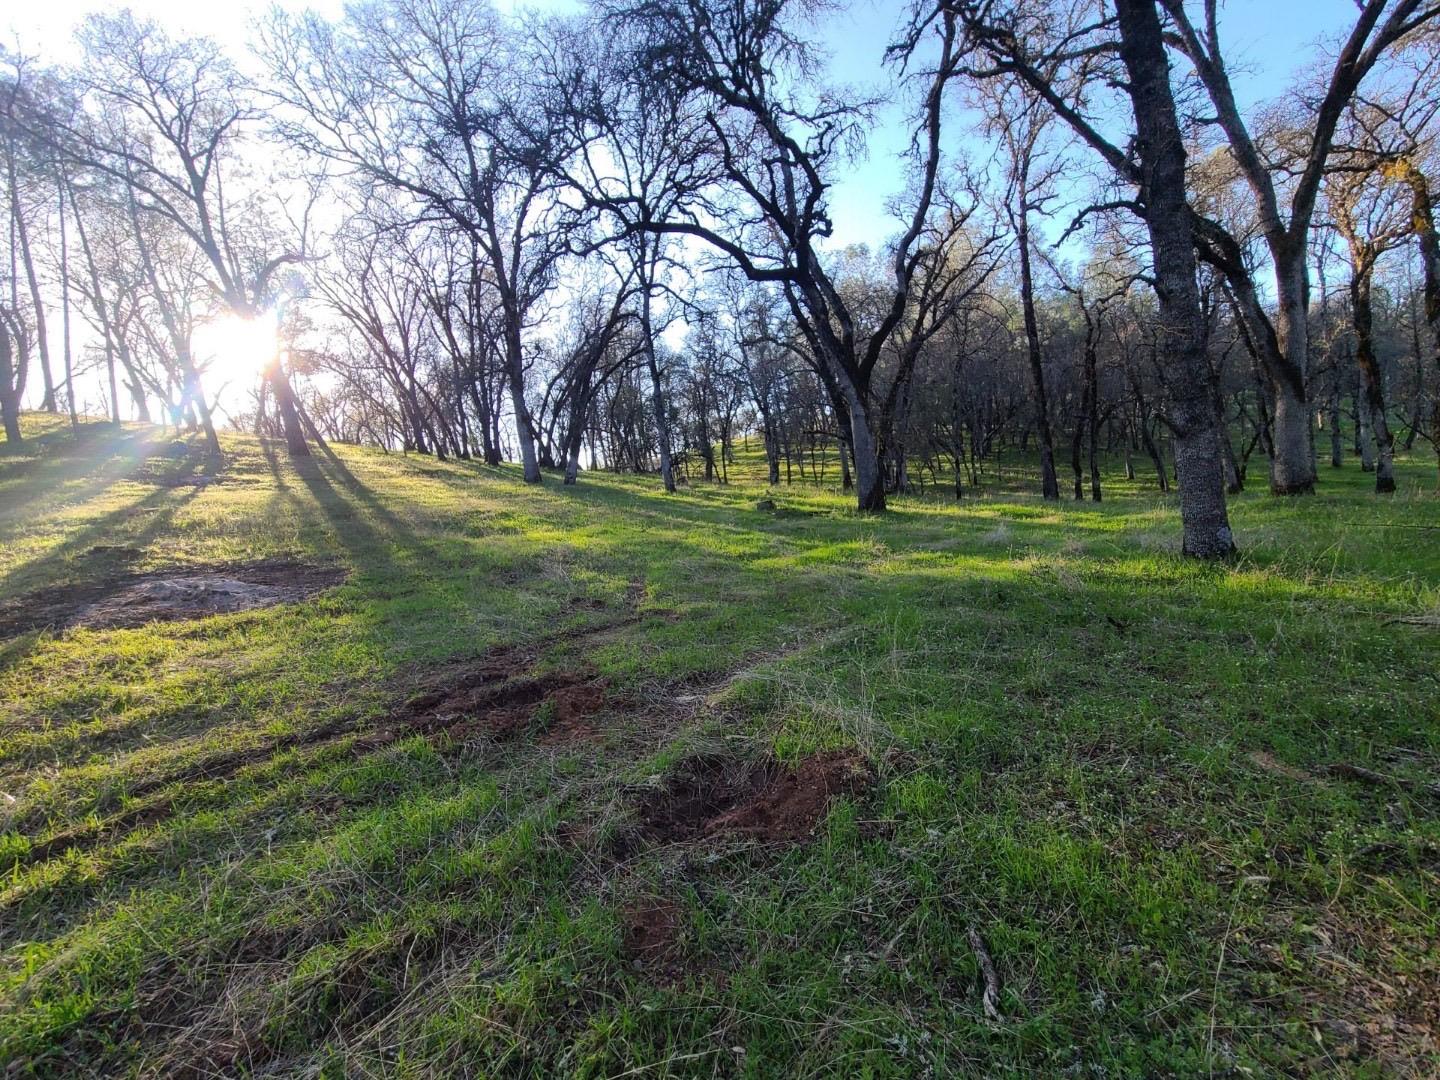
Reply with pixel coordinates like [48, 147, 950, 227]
[1, 416, 1438, 1076]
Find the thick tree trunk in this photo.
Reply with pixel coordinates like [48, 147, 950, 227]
[1116, 0, 1235, 557]
[562, 402, 586, 485]
[1268, 378, 1315, 492]
[1266, 270, 1318, 494]
[268, 357, 310, 458]
[840, 381, 885, 512]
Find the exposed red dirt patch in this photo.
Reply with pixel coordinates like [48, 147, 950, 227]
[0, 559, 346, 636]
[621, 899, 686, 982]
[638, 749, 872, 845]
[539, 680, 610, 743]
[705, 750, 872, 841]
[395, 654, 608, 745]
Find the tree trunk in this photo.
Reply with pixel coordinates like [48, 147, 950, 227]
[1386, 158, 1440, 486]
[1087, 390, 1102, 503]
[1266, 268, 1318, 494]
[268, 355, 310, 457]
[1070, 407, 1086, 500]
[639, 253, 676, 494]
[8, 139, 55, 412]
[0, 320, 22, 442]
[562, 400, 586, 485]
[504, 324, 541, 483]
[1349, 265, 1395, 492]
[761, 413, 780, 484]
[1018, 212, 1059, 500]
[1356, 393, 1376, 472]
[1116, 0, 1235, 557]
[1328, 369, 1344, 468]
[69, 175, 121, 423]
[183, 360, 222, 456]
[842, 381, 885, 512]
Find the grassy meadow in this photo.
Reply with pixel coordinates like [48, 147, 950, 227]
[1, 412, 1438, 1077]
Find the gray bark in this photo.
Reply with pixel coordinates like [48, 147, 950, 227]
[1116, 0, 1235, 557]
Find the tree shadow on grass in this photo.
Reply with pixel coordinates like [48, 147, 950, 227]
[0, 465, 212, 600]
[0, 423, 171, 526]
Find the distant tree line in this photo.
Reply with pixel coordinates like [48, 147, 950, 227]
[2, 0, 1439, 557]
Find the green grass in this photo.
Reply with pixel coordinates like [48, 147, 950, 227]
[1, 412, 1437, 1077]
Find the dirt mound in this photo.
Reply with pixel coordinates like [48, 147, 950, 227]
[0, 559, 346, 636]
[638, 749, 871, 845]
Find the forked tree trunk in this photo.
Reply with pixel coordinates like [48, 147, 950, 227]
[182, 359, 222, 456]
[760, 414, 780, 484]
[562, 402, 586, 484]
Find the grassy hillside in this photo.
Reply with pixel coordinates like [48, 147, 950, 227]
[1, 413, 1437, 1077]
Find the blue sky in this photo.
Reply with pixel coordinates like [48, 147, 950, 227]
[816, 0, 1365, 250]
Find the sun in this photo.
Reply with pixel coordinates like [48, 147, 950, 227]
[193, 310, 279, 389]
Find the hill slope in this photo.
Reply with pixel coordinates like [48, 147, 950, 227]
[2, 415, 1438, 1076]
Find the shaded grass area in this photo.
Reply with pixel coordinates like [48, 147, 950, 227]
[1, 412, 1437, 1077]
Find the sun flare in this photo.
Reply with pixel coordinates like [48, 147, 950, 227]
[193, 311, 279, 388]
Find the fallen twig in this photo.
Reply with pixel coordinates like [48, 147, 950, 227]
[1327, 762, 1440, 800]
[967, 926, 1003, 1022]
[1383, 615, 1440, 628]
[1340, 522, 1440, 530]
